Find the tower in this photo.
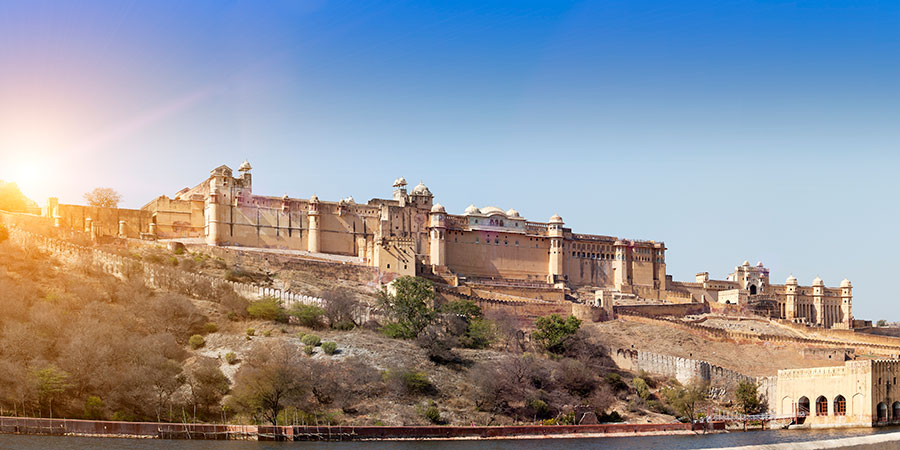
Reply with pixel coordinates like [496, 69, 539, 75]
[812, 276, 825, 326]
[429, 203, 446, 266]
[547, 214, 564, 284]
[784, 274, 798, 320]
[308, 194, 320, 253]
[392, 178, 408, 207]
[206, 178, 223, 245]
[613, 240, 628, 291]
[840, 278, 853, 328]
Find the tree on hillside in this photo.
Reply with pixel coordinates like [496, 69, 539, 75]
[0, 181, 31, 212]
[83, 187, 122, 208]
[663, 380, 708, 422]
[532, 314, 582, 354]
[735, 380, 764, 415]
[377, 276, 435, 339]
[320, 288, 362, 329]
[228, 342, 309, 426]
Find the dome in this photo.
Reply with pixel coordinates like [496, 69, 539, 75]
[411, 181, 431, 196]
[549, 214, 564, 224]
[756, 261, 764, 267]
[431, 203, 446, 213]
[786, 274, 798, 284]
[812, 276, 824, 286]
[506, 208, 520, 218]
[840, 278, 852, 288]
[742, 260, 750, 267]
[309, 194, 319, 202]
[393, 177, 408, 187]
[481, 206, 505, 216]
[238, 160, 252, 172]
[464, 204, 481, 215]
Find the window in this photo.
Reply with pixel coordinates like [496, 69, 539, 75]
[816, 396, 828, 416]
[386, 264, 390, 269]
[834, 396, 846, 416]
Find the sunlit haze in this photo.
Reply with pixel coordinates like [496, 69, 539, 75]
[1, 1, 899, 320]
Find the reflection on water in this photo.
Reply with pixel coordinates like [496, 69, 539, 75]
[0, 427, 898, 450]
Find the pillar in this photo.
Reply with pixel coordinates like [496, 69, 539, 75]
[784, 276, 798, 320]
[206, 180, 222, 245]
[841, 279, 852, 328]
[118, 220, 126, 237]
[813, 277, 824, 326]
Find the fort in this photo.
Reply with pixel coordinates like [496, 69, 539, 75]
[42, 161, 854, 329]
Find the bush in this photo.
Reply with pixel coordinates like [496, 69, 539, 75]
[526, 398, 553, 419]
[204, 322, 218, 333]
[424, 405, 444, 424]
[322, 342, 337, 355]
[289, 304, 325, 328]
[301, 334, 321, 346]
[633, 377, 651, 401]
[460, 317, 495, 349]
[247, 298, 287, 322]
[246, 328, 256, 337]
[735, 380, 764, 414]
[225, 352, 238, 365]
[84, 395, 104, 420]
[262, 330, 272, 337]
[598, 411, 624, 423]
[303, 344, 315, 355]
[605, 373, 628, 392]
[189, 334, 205, 349]
[399, 370, 436, 396]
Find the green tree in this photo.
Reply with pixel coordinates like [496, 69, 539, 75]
[35, 365, 72, 418]
[633, 377, 651, 401]
[735, 380, 764, 415]
[378, 276, 436, 339]
[663, 381, 708, 422]
[289, 304, 325, 328]
[532, 314, 582, 354]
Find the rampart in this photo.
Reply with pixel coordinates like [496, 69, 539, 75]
[614, 303, 709, 317]
[0, 415, 723, 441]
[4, 226, 362, 320]
[435, 286, 608, 329]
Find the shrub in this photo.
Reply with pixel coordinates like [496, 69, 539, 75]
[633, 377, 651, 400]
[289, 304, 325, 328]
[605, 373, 628, 392]
[168, 256, 179, 266]
[204, 322, 219, 333]
[526, 398, 553, 419]
[322, 342, 337, 355]
[301, 334, 321, 346]
[399, 370, 436, 396]
[424, 405, 443, 424]
[246, 328, 256, 337]
[225, 352, 238, 365]
[303, 345, 315, 355]
[735, 380, 763, 414]
[84, 395, 104, 420]
[296, 332, 306, 340]
[247, 298, 287, 322]
[189, 334, 205, 349]
[598, 411, 623, 423]
[460, 317, 495, 349]
[263, 330, 272, 337]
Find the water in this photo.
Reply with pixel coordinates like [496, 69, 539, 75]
[0, 427, 898, 450]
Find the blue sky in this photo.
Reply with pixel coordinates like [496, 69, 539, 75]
[1, 1, 898, 320]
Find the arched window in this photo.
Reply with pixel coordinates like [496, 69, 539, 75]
[798, 397, 810, 416]
[816, 396, 828, 416]
[834, 395, 846, 416]
[893, 402, 900, 422]
[877, 402, 888, 422]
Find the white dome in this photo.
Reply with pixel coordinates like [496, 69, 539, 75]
[411, 181, 431, 196]
[506, 208, 520, 218]
[309, 194, 319, 202]
[431, 203, 446, 213]
[481, 206, 505, 216]
[464, 204, 481, 215]
[840, 278, 852, 288]
[756, 261, 764, 267]
[239, 160, 252, 171]
[549, 214, 563, 224]
[786, 274, 798, 284]
[742, 260, 750, 267]
[393, 177, 407, 187]
[812, 276, 824, 286]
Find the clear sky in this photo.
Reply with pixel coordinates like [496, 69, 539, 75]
[1, 1, 898, 320]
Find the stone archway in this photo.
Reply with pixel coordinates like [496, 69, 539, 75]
[893, 402, 900, 422]
[799, 396, 810, 416]
[782, 396, 793, 415]
[749, 285, 757, 295]
[834, 395, 846, 416]
[877, 402, 888, 422]
[815, 396, 828, 416]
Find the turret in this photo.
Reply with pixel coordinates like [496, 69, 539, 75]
[548, 214, 564, 284]
[392, 177, 408, 206]
[429, 203, 446, 266]
[840, 278, 853, 328]
[812, 276, 824, 326]
[308, 194, 320, 253]
[785, 274, 798, 319]
[206, 178, 222, 245]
